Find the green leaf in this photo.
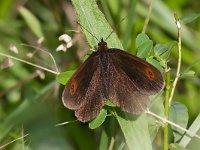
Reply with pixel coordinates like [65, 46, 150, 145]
[115, 111, 153, 150]
[89, 108, 107, 129]
[169, 143, 187, 150]
[182, 59, 200, 76]
[0, 0, 13, 19]
[99, 117, 117, 150]
[0, 82, 55, 141]
[105, 100, 116, 107]
[99, 128, 109, 150]
[19, 6, 44, 38]
[154, 43, 169, 56]
[71, 0, 152, 149]
[179, 113, 200, 148]
[56, 70, 75, 85]
[181, 13, 200, 24]
[181, 70, 196, 78]
[137, 0, 200, 55]
[123, 0, 138, 49]
[146, 57, 163, 72]
[148, 92, 165, 142]
[136, 33, 153, 58]
[154, 41, 176, 61]
[136, 33, 150, 47]
[71, 0, 123, 49]
[169, 102, 189, 142]
[159, 41, 176, 60]
[137, 41, 153, 58]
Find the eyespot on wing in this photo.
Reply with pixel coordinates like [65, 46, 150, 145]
[69, 80, 78, 95]
[109, 48, 164, 94]
[144, 67, 155, 80]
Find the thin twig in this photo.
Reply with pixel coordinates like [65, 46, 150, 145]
[20, 43, 60, 73]
[168, 14, 182, 104]
[0, 134, 29, 149]
[0, 52, 59, 75]
[55, 120, 78, 126]
[146, 110, 200, 139]
[108, 136, 115, 150]
[55, 114, 112, 127]
[142, 0, 153, 33]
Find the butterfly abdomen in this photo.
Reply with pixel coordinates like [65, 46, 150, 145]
[99, 51, 111, 99]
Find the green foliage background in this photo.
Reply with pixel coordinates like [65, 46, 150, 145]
[0, 0, 200, 149]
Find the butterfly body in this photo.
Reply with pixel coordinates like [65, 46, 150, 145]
[62, 39, 164, 122]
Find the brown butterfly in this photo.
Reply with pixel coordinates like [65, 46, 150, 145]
[62, 39, 164, 122]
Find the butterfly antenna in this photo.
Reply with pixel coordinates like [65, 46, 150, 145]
[105, 16, 127, 41]
[76, 21, 99, 42]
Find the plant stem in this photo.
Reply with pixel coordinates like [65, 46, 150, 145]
[0, 134, 29, 149]
[163, 13, 182, 150]
[168, 14, 182, 104]
[0, 52, 59, 75]
[142, 0, 153, 33]
[163, 68, 171, 150]
[146, 110, 200, 139]
[20, 43, 60, 73]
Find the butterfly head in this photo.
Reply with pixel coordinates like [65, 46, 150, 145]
[98, 38, 108, 52]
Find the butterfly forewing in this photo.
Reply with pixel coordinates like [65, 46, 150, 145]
[62, 39, 164, 122]
[109, 49, 164, 95]
[62, 52, 100, 110]
[107, 48, 164, 114]
[62, 52, 107, 122]
[108, 59, 149, 114]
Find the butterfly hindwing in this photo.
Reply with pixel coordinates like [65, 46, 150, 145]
[75, 66, 106, 122]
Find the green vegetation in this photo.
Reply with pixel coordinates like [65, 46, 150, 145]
[0, 0, 200, 149]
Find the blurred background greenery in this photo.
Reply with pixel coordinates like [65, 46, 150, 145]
[0, 0, 200, 149]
